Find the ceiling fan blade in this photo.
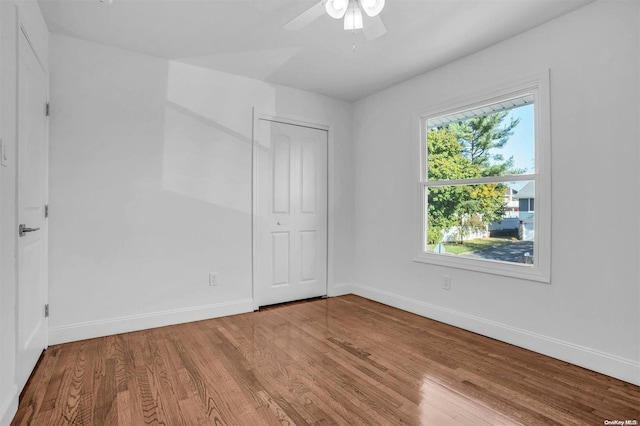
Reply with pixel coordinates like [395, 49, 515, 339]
[284, 1, 326, 31]
[363, 14, 387, 40]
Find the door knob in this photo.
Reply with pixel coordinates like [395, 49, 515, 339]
[277, 221, 282, 225]
[19, 224, 40, 237]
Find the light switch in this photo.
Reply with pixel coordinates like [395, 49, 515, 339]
[1, 138, 8, 167]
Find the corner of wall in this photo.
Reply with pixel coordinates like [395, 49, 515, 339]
[328, 282, 354, 297]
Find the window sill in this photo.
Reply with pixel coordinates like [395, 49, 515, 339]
[413, 252, 550, 283]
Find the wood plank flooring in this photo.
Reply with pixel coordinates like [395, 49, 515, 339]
[12, 295, 640, 425]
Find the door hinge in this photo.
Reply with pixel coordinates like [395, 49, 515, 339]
[44, 304, 49, 318]
[44, 204, 49, 218]
[45, 102, 50, 117]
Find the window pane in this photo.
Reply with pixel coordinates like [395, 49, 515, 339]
[519, 198, 528, 212]
[426, 101, 535, 180]
[426, 181, 535, 265]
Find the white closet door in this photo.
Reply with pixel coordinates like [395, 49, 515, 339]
[255, 120, 327, 307]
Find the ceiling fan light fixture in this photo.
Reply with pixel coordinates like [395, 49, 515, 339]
[359, 0, 385, 17]
[343, 2, 363, 30]
[325, 0, 348, 19]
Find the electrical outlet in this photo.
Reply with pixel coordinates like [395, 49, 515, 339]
[443, 275, 451, 290]
[209, 272, 218, 286]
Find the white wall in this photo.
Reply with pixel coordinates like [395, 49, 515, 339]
[351, 0, 639, 385]
[0, 2, 49, 424]
[47, 34, 355, 344]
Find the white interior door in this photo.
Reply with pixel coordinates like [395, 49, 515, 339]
[255, 119, 328, 307]
[16, 26, 48, 391]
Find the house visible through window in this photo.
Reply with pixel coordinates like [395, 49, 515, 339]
[414, 73, 551, 282]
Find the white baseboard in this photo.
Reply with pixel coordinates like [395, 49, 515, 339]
[49, 298, 255, 345]
[0, 386, 18, 426]
[350, 284, 640, 386]
[328, 282, 354, 297]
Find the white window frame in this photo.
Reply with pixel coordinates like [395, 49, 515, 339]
[413, 71, 551, 283]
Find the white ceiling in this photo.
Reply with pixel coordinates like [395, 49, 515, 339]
[38, 0, 594, 101]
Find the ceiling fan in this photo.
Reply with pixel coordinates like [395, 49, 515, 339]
[285, 0, 387, 41]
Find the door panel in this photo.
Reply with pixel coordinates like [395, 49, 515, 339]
[271, 232, 290, 287]
[272, 136, 290, 214]
[300, 231, 317, 282]
[255, 120, 327, 306]
[300, 139, 317, 213]
[16, 27, 48, 391]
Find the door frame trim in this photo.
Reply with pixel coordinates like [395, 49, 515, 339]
[251, 112, 333, 310]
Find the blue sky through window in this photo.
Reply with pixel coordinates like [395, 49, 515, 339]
[501, 104, 534, 191]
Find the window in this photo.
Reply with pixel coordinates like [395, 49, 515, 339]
[414, 73, 550, 282]
[520, 198, 534, 213]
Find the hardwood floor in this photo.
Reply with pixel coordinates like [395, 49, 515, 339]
[12, 295, 640, 425]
